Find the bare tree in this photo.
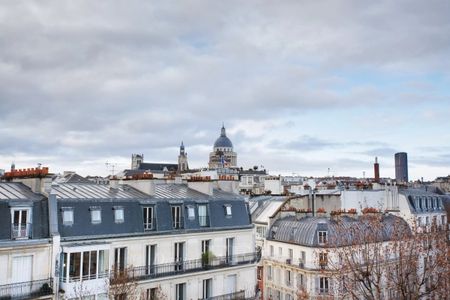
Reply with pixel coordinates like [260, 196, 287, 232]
[108, 265, 139, 300]
[321, 212, 449, 300]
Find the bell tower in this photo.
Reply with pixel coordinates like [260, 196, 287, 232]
[178, 141, 189, 172]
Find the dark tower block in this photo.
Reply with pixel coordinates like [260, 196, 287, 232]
[395, 152, 408, 183]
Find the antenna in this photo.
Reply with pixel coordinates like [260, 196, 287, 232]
[105, 161, 118, 176]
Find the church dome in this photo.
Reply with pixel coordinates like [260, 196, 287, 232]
[213, 125, 233, 149]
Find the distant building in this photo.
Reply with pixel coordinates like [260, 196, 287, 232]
[177, 141, 189, 172]
[239, 169, 267, 195]
[395, 152, 408, 183]
[209, 125, 237, 169]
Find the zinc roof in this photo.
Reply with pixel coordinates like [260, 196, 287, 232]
[0, 182, 43, 200]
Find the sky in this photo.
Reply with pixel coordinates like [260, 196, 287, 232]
[0, 1, 449, 180]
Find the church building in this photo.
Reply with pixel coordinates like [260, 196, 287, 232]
[208, 125, 237, 169]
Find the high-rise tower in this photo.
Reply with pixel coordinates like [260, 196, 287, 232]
[395, 152, 408, 183]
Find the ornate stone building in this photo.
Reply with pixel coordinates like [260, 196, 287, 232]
[208, 125, 237, 169]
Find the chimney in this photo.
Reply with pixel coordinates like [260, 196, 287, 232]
[374, 157, 380, 183]
[122, 179, 155, 196]
[13, 176, 52, 196]
[187, 177, 213, 196]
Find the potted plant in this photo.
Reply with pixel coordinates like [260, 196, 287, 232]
[201, 251, 215, 269]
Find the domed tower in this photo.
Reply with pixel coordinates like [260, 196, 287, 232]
[178, 141, 189, 172]
[208, 124, 237, 168]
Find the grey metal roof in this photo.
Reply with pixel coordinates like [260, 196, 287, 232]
[51, 183, 150, 200]
[154, 184, 209, 199]
[400, 189, 445, 213]
[0, 182, 43, 200]
[268, 214, 410, 247]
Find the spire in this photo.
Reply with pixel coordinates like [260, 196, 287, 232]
[220, 123, 226, 137]
[180, 141, 185, 154]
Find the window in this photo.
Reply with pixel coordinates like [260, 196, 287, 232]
[201, 240, 210, 254]
[145, 288, 157, 300]
[145, 245, 156, 275]
[297, 273, 306, 288]
[11, 208, 31, 238]
[278, 247, 282, 257]
[62, 208, 74, 226]
[319, 277, 329, 294]
[202, 278, 212, 299]
[286, 270, 292, 286]
[114, 207, 124, 223]
[270, 245, 274, 257]
[198, 205, 208, 227]
[175, 283, 186, 300]
[114, 247, 127, 272]
[267, 265, 273, 280]
[225, 205, 232, 216]
[318, 231, 327, 244]
[90, 208, 101, 224]
[143, 207, 154, 230]
[187, 206, 195, 220]
[171, 206, 182, 229]
[226, 237, 234, 264]
[299, 251, 306, 267]
[174, 242, 184, 271]
[288, 248, 293, 261]
[319, 252, 328, 268]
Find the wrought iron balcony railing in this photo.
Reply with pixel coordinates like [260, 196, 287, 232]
[11, 223, 32, 239]
[0, 278, 53, 300]
[116, 251, 260, 282]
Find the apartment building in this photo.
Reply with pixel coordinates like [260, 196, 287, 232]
[262, 213, 412, 300]
[0, 182, 54, 300]
[52, 180, 258, 300]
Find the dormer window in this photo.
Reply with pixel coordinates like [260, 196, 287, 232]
[171, 205, 182, 229]
[114, 207, 124, 223]
[318, 231, 327, 245]
[90, 207, 101, 224]
[62, 207, 74, 226]
[11, 208, 31, 239]
[224, 205, 232, 217]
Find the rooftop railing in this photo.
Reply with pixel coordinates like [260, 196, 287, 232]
[0, 278, 53, 300]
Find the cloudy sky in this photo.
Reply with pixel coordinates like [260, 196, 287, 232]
[0, 1, 449, 180]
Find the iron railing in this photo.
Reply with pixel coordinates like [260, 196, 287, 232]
[200, 290, 245, 300]
[0, 278, 53, 300]
[10, 223, 32, 239]
[117, 251, 260, 282]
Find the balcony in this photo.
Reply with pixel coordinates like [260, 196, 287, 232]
[122, 252, 259, 282]
[200, 290, 247, 300]
[0, 278, 53, 300]
[11, 223, 32, 239]
[143, 218, 157, 231]
[172, 217, 184, 229]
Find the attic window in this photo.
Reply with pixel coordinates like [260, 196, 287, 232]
[224, 205, 232, 217]
[113, 206, 124, 223]
[318, 231, 327, 245]
[62, 207, 74, 226]
[90, 207, 101, 224]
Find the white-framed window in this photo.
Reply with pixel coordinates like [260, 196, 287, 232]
[319, 277, 329, 294]
[267, 265, 273, 280]
[319, 252, 328, 267]
[285, 270, 292, 286]
[62, 208, 74, 226]
[270, 245, 274, 257]
[318, 231, 327, 244]
[143, 206, 154, 230]
[171, 206, 182, 229]
[278, 247, 282, 257]
[11, 207, 31, 238]
[224, 205, 232, 216]
[114, 207, 124, 223]
[198, 205, 208, 227]
[90, 207, 101, 224]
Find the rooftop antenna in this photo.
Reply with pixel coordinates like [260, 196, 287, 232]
[105, 161, 118, 176]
